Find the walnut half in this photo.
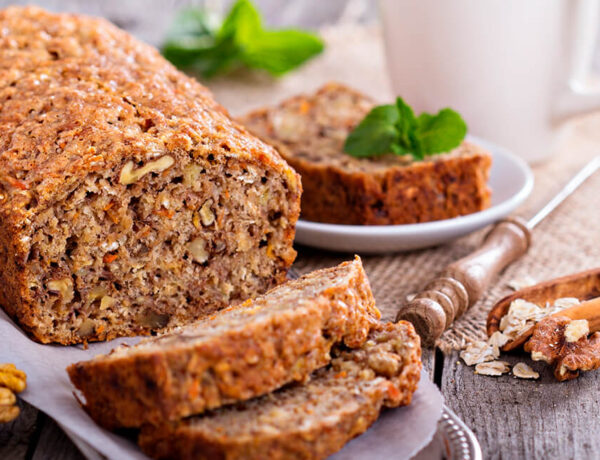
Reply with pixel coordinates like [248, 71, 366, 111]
[119, 156, 174, 185]
[0, 364, 26, 393]
[0, 387, 19, 423]
[524, 316, 600, 381]
[0, 363, 27, 424]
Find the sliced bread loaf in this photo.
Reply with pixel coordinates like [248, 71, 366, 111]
[0, 6, 300, 345]
[240, 82, 491, 225]
[68, 257, 379, 429]
[138, 321, 422, 460]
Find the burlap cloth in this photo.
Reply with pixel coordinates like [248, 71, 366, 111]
[208, 24, 600, 353]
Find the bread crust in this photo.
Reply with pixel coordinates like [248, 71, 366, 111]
[240, 82, 491, 225]
[0, 7, 301, 344]
[68, 258, 379, 429]
[138, 321, 422, 460]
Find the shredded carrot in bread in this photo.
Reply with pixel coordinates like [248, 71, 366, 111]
[387, 382, 401, 400]
[103, 253, 118, 264]
[7, 177, 28, 190]
[107, 211, 120, 224]
[86, 154, 103, 164]
[155, 208, 174, 219]
[188, 381, 200, 399]
[299, 100, 311, 114]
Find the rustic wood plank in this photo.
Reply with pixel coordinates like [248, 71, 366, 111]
[442, 350, 600, 459]
[421, 348, 435, 381]
[31, 415, 84, 460]
[0, 399, 42, 460]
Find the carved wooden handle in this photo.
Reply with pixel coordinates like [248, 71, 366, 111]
[396, 217, 531, 346]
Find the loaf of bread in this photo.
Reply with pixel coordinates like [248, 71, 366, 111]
[138, 321, 422, 460]
[0, 7, 301, 344]
[68, 258, 379, 429]
[240, 82, 491, 225]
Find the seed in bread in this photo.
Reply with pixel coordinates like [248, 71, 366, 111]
[138, 321, 422, 460]
[240, 82, 491, 225]
[67, 258, 379, 429]
[0, 6, 301, 345]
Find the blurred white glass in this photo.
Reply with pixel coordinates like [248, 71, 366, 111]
[379, 0, 600, 163]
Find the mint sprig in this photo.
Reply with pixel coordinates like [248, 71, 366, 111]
[162, 0, 324, 78]
[344, 97, 467, 160]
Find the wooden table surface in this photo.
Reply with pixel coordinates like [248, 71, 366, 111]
[2, 1, 600, 459]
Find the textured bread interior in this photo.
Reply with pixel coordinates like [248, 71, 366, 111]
[0, 6, 300, 344]
[109, 257, 376, 356]
[67, 258, 378, 429]
[138, 322, 422, 460]
[25, 154, 296, 344]
[185, 325, 419, 435]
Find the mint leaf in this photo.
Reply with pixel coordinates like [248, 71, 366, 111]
[344, 98, 467, 159]
[343, 105, 399, 157]
[162, 0, 324, 78]
[165, 7, 218, 42]
[395, 97, 416, 140]
[191, 41, 242, 78]
[394, 97, 422, 158]
[162, 7, 220, 69]
[242, 30, 324, 76]
[219, 0, 261, 44]
[416, 109, 467, 155]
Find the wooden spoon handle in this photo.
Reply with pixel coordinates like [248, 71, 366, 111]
[556, 296, 600, 331]
[396, 217, 531, 346]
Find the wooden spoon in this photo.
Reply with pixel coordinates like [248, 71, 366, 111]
[500, 296, 600, 351]
[486, 267, 600, 351]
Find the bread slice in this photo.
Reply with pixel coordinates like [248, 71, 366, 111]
[0, 7, 301, 345]
[68, 257, 379, 429]
[138, 321, 422, 460]
[240, 82, 491, 225]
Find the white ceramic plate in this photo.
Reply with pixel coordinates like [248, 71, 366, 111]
[294, 136, 534, 254]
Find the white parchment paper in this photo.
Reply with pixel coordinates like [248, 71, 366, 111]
[0, 309, 443, 459]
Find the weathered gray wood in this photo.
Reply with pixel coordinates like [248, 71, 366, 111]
[31, 415, 84, 460]
[442, 350, 600, 459]
[0, 399, 41, 460]
[421, 348, 436, 381]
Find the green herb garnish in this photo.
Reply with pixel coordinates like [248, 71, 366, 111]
[162, 0, 324, 78]
[344, 97, 467, 160]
